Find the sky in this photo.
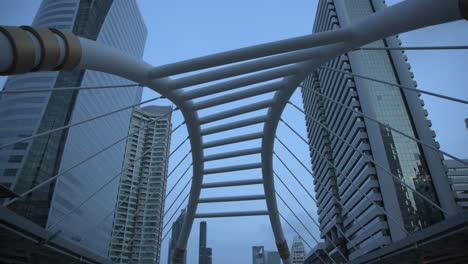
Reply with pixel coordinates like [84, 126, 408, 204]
[0, 1, 467, 264]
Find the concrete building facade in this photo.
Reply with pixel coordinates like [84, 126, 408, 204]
[301, 0, 457, 260]
[291, 236, 305, 264]
[446, 159, 468, 210]
[110, 106, 172, 264]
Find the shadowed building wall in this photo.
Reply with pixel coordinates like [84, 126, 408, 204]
[0, 0, 147, 258]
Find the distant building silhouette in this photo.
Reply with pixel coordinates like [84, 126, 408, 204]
[168, 209, 187, 264]
[291, 236, 305, 264]
[265, 251, 281, 264]
[252, 246, 280, 264]
[252, 246, 266, 264]
[199, 221, 212, 264]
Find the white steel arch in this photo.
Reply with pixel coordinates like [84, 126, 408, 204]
[1, 0, 467, 263]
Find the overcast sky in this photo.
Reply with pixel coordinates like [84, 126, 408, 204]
[1, 1, 467, 263]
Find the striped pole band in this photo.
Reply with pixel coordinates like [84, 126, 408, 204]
[0, 26, 81, 75]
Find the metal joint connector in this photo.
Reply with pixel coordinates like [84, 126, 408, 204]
[0, 26, 82, 75]
[20, 26, 61, 71]
[0, 26, 36, 75]
[276, 240, 290, 260]
[50, 28, 81, 70]
[172, 247, 186, 264]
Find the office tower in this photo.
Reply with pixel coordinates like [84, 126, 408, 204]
[265, 251, 281, 264]
[301, 0, 456, 260]
[110, 106, 172, 264]
[253, 246, 281, 264]
[204, 248, 213, 264]
[445, 159, 468, 210]
[168, 209, 187, 264]
[199, 221, 213, 264]
[291, 236, 305, 264]
[0, 0, 146, 257]
[252, 246, 266, 264]
[199, 221, 207, 264]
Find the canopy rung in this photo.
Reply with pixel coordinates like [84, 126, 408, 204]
[182, 65, 297, 100]
[193, 82, 282, 110]
[199, 99, 274, 124]
[195, 210, 269, 218]
[198, 194, 265, 203]
[203, 147, 261, 161]
[204, 162, 262, 175]
[202, 132, 263, 148]
[201, 178, 263, 188]
[201, 116, 267, 136]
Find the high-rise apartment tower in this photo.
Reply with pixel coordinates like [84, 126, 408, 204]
[301, 0, 457, 260]
[110, 106, 172, 264]
[291, 236, 305, 264]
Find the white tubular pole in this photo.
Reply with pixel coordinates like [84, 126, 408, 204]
[198, 194, 265, 203]
[148, 28, 352, 78]
[195, 210, 269, 218]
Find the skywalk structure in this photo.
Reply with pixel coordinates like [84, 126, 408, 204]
[0, 0, 467, 263]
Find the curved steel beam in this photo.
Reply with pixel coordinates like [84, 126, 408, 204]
[261, 76, 301, 263]
[79, 40, 205, 263]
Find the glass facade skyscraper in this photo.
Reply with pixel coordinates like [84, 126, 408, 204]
[252, 246, 280, 264]
[0, 0, 147, 257]
[110, 106, 172, 264]
[301, 0, 456, 260]
[252, 246, 266, 264]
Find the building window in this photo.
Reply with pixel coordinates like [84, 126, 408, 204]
[8, 155, 23, 163]
[13, 142, 28, 150]
[4, 169, 17, 177]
